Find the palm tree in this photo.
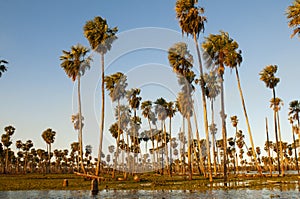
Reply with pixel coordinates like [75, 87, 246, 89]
[175, 0, 212, 182]
[259, 65, 281, 174]
[166, 101, 177, 176]
[202, 31, 236, 182]
[226, 41, 262, 174]
[83, 16, 118, 176]
[1, 125, 15, 174]
[287, 0, 300, 38]
[41, 128, 56, 173]
[203, 71, 220, 176]
[0, 59, 8, 78]
[104, 72, 127, 178]
[60, 44, 91, 174]
[289, 100, 300, 127]
[141, 100, 157, 170]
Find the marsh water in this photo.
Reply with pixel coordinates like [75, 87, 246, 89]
[0, 187, 299, 199]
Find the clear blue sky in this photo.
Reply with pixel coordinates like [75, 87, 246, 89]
[1, 1, 299, 157]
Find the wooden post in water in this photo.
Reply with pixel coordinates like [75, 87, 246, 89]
[91, 179, 98, 195]
[63, 179, 68, 187]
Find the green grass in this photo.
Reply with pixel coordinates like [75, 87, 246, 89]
[0, 173, 299, 191]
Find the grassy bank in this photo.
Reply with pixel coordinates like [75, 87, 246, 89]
[0, 173, 300, 191]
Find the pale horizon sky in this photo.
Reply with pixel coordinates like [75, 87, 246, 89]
[1, 1, 299, 158]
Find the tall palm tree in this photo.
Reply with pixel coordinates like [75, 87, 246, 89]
[60, 44, 91, 174]
[226, 41, 262, 174]
[83, 16, 118, 176]
[154, 97, 168, 175]
[203, 71, 220, 176]
[41, 128, 56, 173]
[259, 65, 281, 174]
[270, 97, 285, 175]
[104, 72, 127, 178]
[287, 0, 300, 38]
[202, 31, 235, 182]
[141, 100, 157, 170]
[175, 0, 212, 182]
[0, 59, 8, 78]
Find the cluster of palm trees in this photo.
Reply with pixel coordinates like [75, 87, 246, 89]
[2, 0, 300, 184]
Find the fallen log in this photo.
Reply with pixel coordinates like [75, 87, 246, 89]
[74, 172, 106, 181]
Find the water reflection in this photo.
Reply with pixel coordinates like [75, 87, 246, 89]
[0, 188, 299, 199]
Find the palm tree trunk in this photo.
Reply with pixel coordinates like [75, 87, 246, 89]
[220, 75, 228, 184]
[277, 112, 284, 176]
[77, 76, 86, 174]
[272, 88, 281, 175]
[5, 147, 8, 174]
[163, 121, 169, 176]
[187, 116, 193, 180]
[48, 144, 51, 174]
[112, 100, 122, 178]
[192, 104, 206, 176]
[265, 117, 272, 176]
[211, 100, 217, 176]
[148, 119, 156, 172]
[96, 53, 105, 176]
[193, 32, 212, 182]
[234, 67, 262, 175]
[293, 120, 299, 173]
[169, 117, 172, 177]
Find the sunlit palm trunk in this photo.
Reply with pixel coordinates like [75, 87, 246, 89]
[210, 100, 217, 176]
[277, 112, 284, 176]
[96, 53, 105, 176]
[272, 88, 281, 175]
[147, 119, 155, 171]
[292, 121, 299, 173]
[77, 76, 86, 174]
[169, 117, 172, 177]
[234, 67, 262, 175]
[265, 118, 273, 176]
[192, 105, 206, 176]
[163, 122, 169, 176]
[219, 75, 228, 183]
[187, 116, 193, 180]
[193, 33, 212, 182]
[112, 100, 122, 178]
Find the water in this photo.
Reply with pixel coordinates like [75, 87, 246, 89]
[0, 188, 299, 199]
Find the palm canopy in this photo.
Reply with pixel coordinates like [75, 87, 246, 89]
[202, 71, 220, 101]
[289, 100, 300, 122]
[41, 128, 56, 145]
[287, 0, 300, 38]
[104, 72, 127, 102]
[0, 59, 8, 78]
[175, 0, 206, 38]
[270, 97, 284, 112]
[259, 65, 280, 89]
[126, 88, 142, 110]
[202, 31, 242, 76]
[83, 16, 118, 54]
[154, 97, 168, 121]
[60, 44, 91, 81]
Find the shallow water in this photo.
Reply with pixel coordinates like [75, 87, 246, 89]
[0, 188, 299, 199]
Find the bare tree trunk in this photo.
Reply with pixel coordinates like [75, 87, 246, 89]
[96, 53, 105, 176]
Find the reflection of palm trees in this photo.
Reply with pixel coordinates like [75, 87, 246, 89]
[260, 65, 281, 174]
